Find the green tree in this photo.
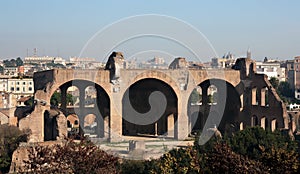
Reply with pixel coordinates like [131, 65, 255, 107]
[0, 66, 4, 73]
[120, 160, 160, 174]
[50, 91, 61, 106]
[50, 91, 74, 106]
[22, 139, 119, 173]
[260, 146, 299, 173]
[46, 62, 65, 68]
[212, 92, 218, 103]
[24, 96, 34, 106]
[269, 77, 279, 89]
[0, 125, 30, 173]
[227, 126, 297, 160]
[66, 93, 74, 105]
[3, 58, 22, 67]
[10, 59, 16, 67]
[278, 81, 294, 98]
[155, 146, 201, 174]
[189, 88, 201, 104]
[269, 77, 295, 103]
[16, 57, 23, 66]
[204, 142, 268, 173]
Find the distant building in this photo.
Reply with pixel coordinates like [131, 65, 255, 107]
[211, 57, 235, 68]
[0, 90, 19, 125]
[148, 57, 165, 65]
[284, 59, 295, 89]
[188, 61, 204, 69]
[0, 78, 34, 100]
[0, 79, 8, 92]
[137, 57, 168, 69]
[293, 56, 300, 99]
[211, 52, 235, 68]
[3, 67, 18, 76]
[0, 92, 15, 108]
[68, 57, 103, 69]
[287, 103, 300, 111]
[286, 56, 300, 100]
[124, 59, 137, 69]
[256, 61, 286, 81]
[294, 56, 300, 71]
[24, 56, 65, 65]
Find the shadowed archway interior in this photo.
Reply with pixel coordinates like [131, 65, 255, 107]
[48, 80, 110, 138]
[122, 78, 178, 137]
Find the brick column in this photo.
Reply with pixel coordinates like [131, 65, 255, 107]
[60, 85, 67, 111]
[109, 92, 122, 142]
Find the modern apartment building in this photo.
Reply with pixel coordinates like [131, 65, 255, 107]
[0, 78, 34, 99]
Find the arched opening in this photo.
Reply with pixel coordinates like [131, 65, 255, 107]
[50, 80, 110, 139]
[50, 89, 62, 107]
[252, 87, 258, 105]
[50, 86, 79, 109]
[251, 115, 258, 126]
[189, 87, 202, 105]
[44, 110, 58, 141]
[122, 78, 178, 138]
[265, 87, 269, 107]
[188, 79, 241, 134]
[261, 116, 268, 130]
[67, 86, 79, 107]
[261, 87, 269, 107]
[85, 86, 96, 107]
[271, 119, 277, 132]
[83, 113, 104, 138]
[208, 85, 217, 105]
[240, 122, 244, 130]
[67, 114, 80, 137]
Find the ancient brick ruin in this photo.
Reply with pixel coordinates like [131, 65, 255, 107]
[11, 53, 289, 143]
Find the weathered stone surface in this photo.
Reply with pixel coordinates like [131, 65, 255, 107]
[16, 56, 288, 143]
[9, 144, 29, 173]
[169, 57, 188, 69]
[9, 141, 65, 173]
[0, 107, 18, 126]
[129, 140, 145, 151]
[19, 103, 47, 142]
[0, 110, 9, 125]
[105, 51, 124, 83]
[56, 111, 67, 140]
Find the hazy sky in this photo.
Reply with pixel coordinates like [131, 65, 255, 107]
[0, 0, 299, 62]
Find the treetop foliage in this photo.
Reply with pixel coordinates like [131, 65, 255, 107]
[0, 125, 30, 173]
[3, 57, 23, 67]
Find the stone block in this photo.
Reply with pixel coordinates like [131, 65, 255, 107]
[129, 140, 145, 151]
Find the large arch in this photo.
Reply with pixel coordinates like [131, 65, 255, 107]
[48, 79, 110, 139]
[122, 78, 178, 138]
[129, 70, 181, 99]
[188, 78, 241, 134]
[48, 74, 110, 106]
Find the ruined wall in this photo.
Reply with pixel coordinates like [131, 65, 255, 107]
[287, 111, 300, 133]
[18, 89, 51, 142]
[9, 144, 30, 173]
[0, 110, 9, 124]
[17, 56, 288, 143]
[0, 108, 18, 126]
[9, 141, 65, 173]
[234, 58, 288, 130]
